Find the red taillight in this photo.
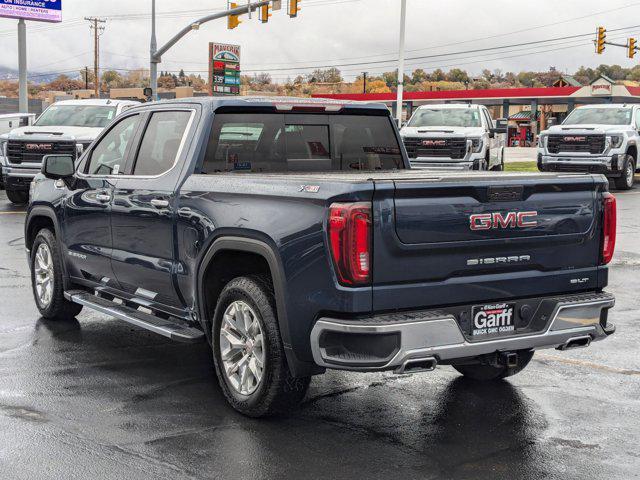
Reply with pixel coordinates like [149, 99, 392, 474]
[328, 202, 372, 285]
[601, 192, 617, 265]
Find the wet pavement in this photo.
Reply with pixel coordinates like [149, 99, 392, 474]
[1, 189, 639, 480]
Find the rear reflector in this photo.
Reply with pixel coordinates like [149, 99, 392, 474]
[328, 202, 372, 286]
[601, 192, 617, 265]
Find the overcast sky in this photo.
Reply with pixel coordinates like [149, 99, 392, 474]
[1, 0, 640, 82]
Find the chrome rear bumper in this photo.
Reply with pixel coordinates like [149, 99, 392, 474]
[310, 292, 615, 372]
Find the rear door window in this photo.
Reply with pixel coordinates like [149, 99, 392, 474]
[132, 110, 192, 176]
[202, 112, 403, 173]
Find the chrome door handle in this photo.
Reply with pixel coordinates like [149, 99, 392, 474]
[150, 198, 169, 208]
[95, 193, 111, 202]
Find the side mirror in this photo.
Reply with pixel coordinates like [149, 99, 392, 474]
[491, 118, 508, 135]
[547, 117, 558, 127]
[42, 154, 75, 180]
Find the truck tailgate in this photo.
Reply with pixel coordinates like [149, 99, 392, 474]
[372, 174, 606, 311]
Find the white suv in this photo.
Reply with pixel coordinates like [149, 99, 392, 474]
[538, 104, 639, 190]
[400, 104, 506, 171]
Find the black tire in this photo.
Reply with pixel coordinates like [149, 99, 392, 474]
[6, 189, 28, 205]
[211, 275, 310, 417]
[614, 155, 635, 190]
[30, 229, 83, 320]
[452, 350, 534, 381]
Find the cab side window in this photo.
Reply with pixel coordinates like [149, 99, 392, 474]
[86, 114, 140, 175]
[635, 109, 640, 129]
[132, 111, 192, 176]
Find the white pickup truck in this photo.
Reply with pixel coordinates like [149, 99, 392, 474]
[538, 104, 639, 190]
[0, 99, 138, 204]
[399, 104, 506, 171]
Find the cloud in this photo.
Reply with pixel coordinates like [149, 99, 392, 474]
[0, 0, 639, 81]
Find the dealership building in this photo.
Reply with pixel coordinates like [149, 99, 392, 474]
[314, 75, 640, 146]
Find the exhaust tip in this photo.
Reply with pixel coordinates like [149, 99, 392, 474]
[557, 335, 592, 351]
[395, 357, 438, 374]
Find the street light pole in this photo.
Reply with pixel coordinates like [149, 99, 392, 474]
[149, 0, 270, 101]
[395, 0, 407, 127]
[150, 0, 158, 100]
[18, 19, 27, 113]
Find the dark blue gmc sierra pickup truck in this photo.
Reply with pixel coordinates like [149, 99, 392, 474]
[25, 97, 617, 417]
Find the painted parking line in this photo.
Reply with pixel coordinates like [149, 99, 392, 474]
[0, 211, 26, 215]
[536, 353, 640, 376]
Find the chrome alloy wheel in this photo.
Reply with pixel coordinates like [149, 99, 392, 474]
[626, 160, 634, 187]
[219, 300, 265, 396]
[34, 243, 54, 307]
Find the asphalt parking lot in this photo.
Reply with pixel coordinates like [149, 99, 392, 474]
[0, 187, 639, 480]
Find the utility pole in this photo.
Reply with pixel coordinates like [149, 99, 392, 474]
[18, 19, 27, 113]
[85, 17, 106, 98]
[395, 0, 407, 127]
[362, 72, 368, 94]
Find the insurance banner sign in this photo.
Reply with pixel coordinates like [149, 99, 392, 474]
[0, 0, 62, 23]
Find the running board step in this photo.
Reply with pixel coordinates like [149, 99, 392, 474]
[64, 290, 205, 343]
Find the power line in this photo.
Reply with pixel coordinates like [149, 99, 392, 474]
[100, 25, 640, 75]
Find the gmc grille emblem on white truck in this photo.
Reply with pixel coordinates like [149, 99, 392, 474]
[563, 136, 587, 142]
[422, 139, 446, 146]
[469, 211, 538, 230]
[25, 143, 52, 151]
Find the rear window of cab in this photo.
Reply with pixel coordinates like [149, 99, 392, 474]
[201, 112, 404, 173]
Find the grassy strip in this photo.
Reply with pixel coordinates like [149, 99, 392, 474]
[505, 161, 538, 173]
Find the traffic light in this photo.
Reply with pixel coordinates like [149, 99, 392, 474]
[260, 4, 271, 23]
[288, 0, 300, 18]
[596, 27, 606, 54]
[228, 2, 242, 29]
[629, 38, 637, 59]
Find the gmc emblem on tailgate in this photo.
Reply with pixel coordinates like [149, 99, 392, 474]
[470, 211, 538, 230]
[422, 139, 446, 146]
[25, 143, 52, 151]
[563, 136, 586, 142]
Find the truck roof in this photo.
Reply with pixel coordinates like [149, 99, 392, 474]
[131, 96, 391, 113]
[415, 103, 482, 110]
[51, 99, 140, 107]
[573, 103, 636, 109]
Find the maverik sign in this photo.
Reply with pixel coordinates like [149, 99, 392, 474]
[208, 42, 241, 96]
[0, 0, 62, 23]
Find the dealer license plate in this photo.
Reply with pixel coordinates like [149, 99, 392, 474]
[470, 303, 516, 337]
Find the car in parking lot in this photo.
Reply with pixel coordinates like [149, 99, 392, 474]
[25, 96, 617, 417]
[400, 103, 506, 171]
[537, 104, 640, 190]
[0, 98, 139, 204]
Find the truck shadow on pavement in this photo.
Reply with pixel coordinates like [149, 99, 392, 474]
[25, 315, 551, 479]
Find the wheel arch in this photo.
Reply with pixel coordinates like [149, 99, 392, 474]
[196, 236, 312, 376]
[25, 206, 71, 290]
[25, 207, 59, 252]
